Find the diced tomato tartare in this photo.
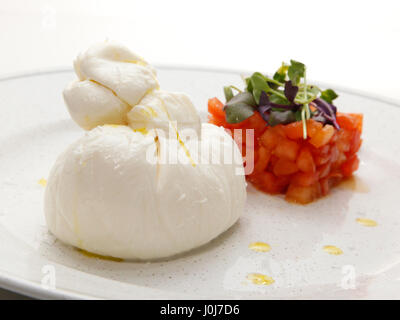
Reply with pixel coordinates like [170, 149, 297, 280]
[208, 97, 363, 204]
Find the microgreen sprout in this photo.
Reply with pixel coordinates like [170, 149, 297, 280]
[222, 60, 340, 133]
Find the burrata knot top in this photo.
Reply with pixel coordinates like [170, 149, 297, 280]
[63, 40, 200, 135]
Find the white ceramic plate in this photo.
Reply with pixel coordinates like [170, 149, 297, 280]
[1, 67, 400, 300]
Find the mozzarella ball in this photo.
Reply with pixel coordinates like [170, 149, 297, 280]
[44, 124, 246, 260]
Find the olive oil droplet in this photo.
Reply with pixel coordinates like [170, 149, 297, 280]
[339, 176, 369, 193]
[77, 249, 124, 262]
[249, 242, 271, 253]
[323, 245, 343, 255]
[246, 273, 275, 286]
[356, 218, 378, 227]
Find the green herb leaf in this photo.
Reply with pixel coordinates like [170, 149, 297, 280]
[320, 89, 338, 104]
[224, 92, 256, 124]
[245, 77, 253, 93]
[224, 86, 234, 102]
[225, 105, 255, 124]
[307, 86, 320, 97]
[249, 73, 271, 104]
[269, 93, 290, 105]
[268, 110, 296, 126]
[273, 62, 288, 83]
[287, 60, 305, 85]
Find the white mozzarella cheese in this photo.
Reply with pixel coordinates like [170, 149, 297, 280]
[44, 125, 246, 260]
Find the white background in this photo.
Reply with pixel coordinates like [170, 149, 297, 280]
[0, 0, 399, 299]
[1, 0, 400, 101]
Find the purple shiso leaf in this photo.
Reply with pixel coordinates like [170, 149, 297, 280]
[270, 102, 301, 110]
[258, 90, 303, 123]
[259, 91, 300, 110]
[257, 92, 272, 122]
[312, 98, 340, 129]
[330, 104, 337, 115]
[259, 90, 269, 106]
[258, 106, 272, 123]
[258, 105, 271, 114]
[312, 98, 335, 117]
[284, 80, 299, 103]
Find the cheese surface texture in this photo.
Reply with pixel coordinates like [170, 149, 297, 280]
[45, 41, 246, 260]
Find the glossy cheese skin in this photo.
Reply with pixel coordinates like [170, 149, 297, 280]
[45, 125, 246, 260]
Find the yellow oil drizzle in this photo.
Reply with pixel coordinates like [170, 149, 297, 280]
[356, 218, 378, 227]
[249, 242, 271, 253]
[38, 178, 47, 187]
[339, 176, 369, 193]
[89, 79, 135, 107]
[140, 106, 158, 118]
[154, 135, 161, 178]
[147, 106, 158, 117]
[176, 131, 196, 167]
[246, 273, 275, 286]
[323, 245, 343, 255]
[157, 97, 196, 167]
[133, 127, 149, 135]
[77, 248, 123, 262]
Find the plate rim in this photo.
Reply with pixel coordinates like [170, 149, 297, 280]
[0, 66, 399, 300]
[0, 270, 93, 300]
[1, 65, 400, 109]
